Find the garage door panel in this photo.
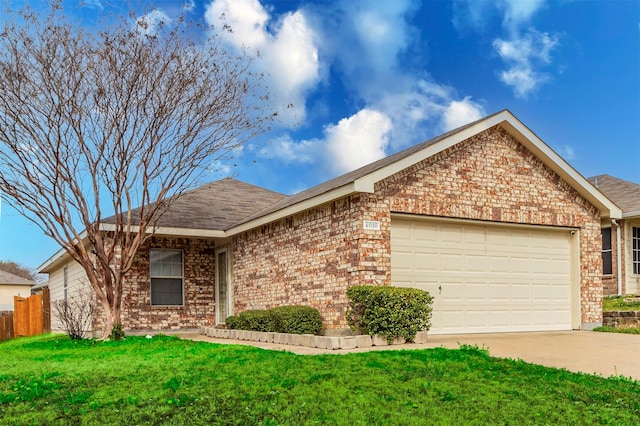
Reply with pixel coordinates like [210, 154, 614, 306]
[391, 218, 573, 334]
[511, 284, 531, 300]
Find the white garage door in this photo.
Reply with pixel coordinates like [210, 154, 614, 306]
[391, 217, 574, 334]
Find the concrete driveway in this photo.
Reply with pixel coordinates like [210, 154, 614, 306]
[426, 331, 640, 380]
[180, 330, 640, 380]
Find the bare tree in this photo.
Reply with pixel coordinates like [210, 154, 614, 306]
[0, 2, 273, 338]
[54, 288, 96, 340]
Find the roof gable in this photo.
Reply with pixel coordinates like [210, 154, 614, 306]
[230, 110, 621, 233]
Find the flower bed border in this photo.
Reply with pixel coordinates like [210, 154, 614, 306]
[201, 327, 429, 350]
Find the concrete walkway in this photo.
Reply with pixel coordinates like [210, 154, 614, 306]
[176, 331, 640, 380]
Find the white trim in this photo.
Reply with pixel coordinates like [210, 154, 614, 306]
[99, 223, 225, 238]
[215, 246, 232, 325]
[623, 211, 640, 219]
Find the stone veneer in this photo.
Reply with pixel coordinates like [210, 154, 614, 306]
[95, 236, 217, 331]
[232, 125, 603, 329]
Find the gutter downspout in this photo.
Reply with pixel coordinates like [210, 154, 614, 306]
[612, 219, 622, 296]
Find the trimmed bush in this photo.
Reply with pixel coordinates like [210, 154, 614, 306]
[225, 316, 241, 330]
[270, 305, 323, 335]
[346, 285, 433, 343]
[236, 310, 274, 332]
[226, 306, 323, 335]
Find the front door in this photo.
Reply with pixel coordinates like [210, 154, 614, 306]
[216, 247, 231, 324]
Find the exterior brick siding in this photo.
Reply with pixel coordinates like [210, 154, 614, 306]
[95, 236, 217, 331]
[232, 125, 603, 328]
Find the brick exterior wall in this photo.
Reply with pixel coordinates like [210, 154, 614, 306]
[96, 236, 217, 331]
[232, 125, 603, 329]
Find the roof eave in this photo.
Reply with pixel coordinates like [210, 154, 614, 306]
[99, 223, 226, 238]
[623, 211, 640, 219]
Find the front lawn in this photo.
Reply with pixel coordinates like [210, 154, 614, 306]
[1, 335, 639, 424]
[603, 295, 640, 311]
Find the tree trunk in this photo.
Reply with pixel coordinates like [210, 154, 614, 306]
[100, 300, 122, 340]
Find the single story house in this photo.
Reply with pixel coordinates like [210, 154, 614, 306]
[38, 110, 621, 335]
[588, 174, 640, 296]
[0, 270, 35, 311]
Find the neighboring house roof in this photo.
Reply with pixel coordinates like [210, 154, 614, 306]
[588, 174, 640, 217]
[0, 270, 35, 286]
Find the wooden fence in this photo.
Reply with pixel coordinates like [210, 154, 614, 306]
[0, 311, 14, 341]
[11, 288, 51, 339]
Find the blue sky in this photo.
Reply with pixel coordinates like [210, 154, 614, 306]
[0, 0, 639, 270]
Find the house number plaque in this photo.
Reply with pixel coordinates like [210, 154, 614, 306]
[363, 220, 381, 231]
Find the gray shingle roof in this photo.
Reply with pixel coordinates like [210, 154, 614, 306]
[103, 178, 287, 231]
[0, 270, 34, 286]
[588, 174, 640, 214]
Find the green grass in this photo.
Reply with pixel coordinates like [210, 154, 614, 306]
[594, 326, 640, 335]
[603, 295, 640, 312]
[1, 335, 639, 425]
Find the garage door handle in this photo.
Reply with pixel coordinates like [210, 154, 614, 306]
[438, 285, 442, 294]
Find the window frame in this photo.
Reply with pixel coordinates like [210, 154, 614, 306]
[149, 249, 184, 307]
[633, 226, 640, 276]
[63, 266, 68, 300]
[601, 227, 613, 276]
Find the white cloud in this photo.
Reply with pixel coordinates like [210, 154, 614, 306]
[266, 135, 316, 164]
[494, 30, 559, 98]
[214, 0, 485, 176]
[453, 0, 558, 98]
[83, 0, 103, 10]
[443, 98, 485, 131]
[205, 0, 320, 125]
[325, 109, 392, 173]
[136, 10, 172, 36]
[182, 1, 196, 12]
[501, 0, 545, 31]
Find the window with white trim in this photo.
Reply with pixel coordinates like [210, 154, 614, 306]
[150, 249, 183, 306]
[602, 227, 612, 276]
[633, 227, 640, 275]
[63, 266, 68, 300]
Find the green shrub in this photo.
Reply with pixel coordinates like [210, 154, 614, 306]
[236, 310, 274, 332]
[346, 285, 433, 343]
[269, 305, 323, 335]
[225, 316, 241, 329]
[109, 323, 125, 341]
[229, 306, 323, 335]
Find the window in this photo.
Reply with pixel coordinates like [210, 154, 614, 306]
[634, 227, 640, 275]
[150, 249, 183, 306]
[63, 266, 68, 300]
[602, 227, 612, 276]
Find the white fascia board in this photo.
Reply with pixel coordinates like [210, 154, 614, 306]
[353, 112, 509, 192]
[500, 116, 622, 220]
[227, 183, 358, 235]
[36, 230, 88, 273]
[99, 223, 224, 238]
[623, 211, 640, 219]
